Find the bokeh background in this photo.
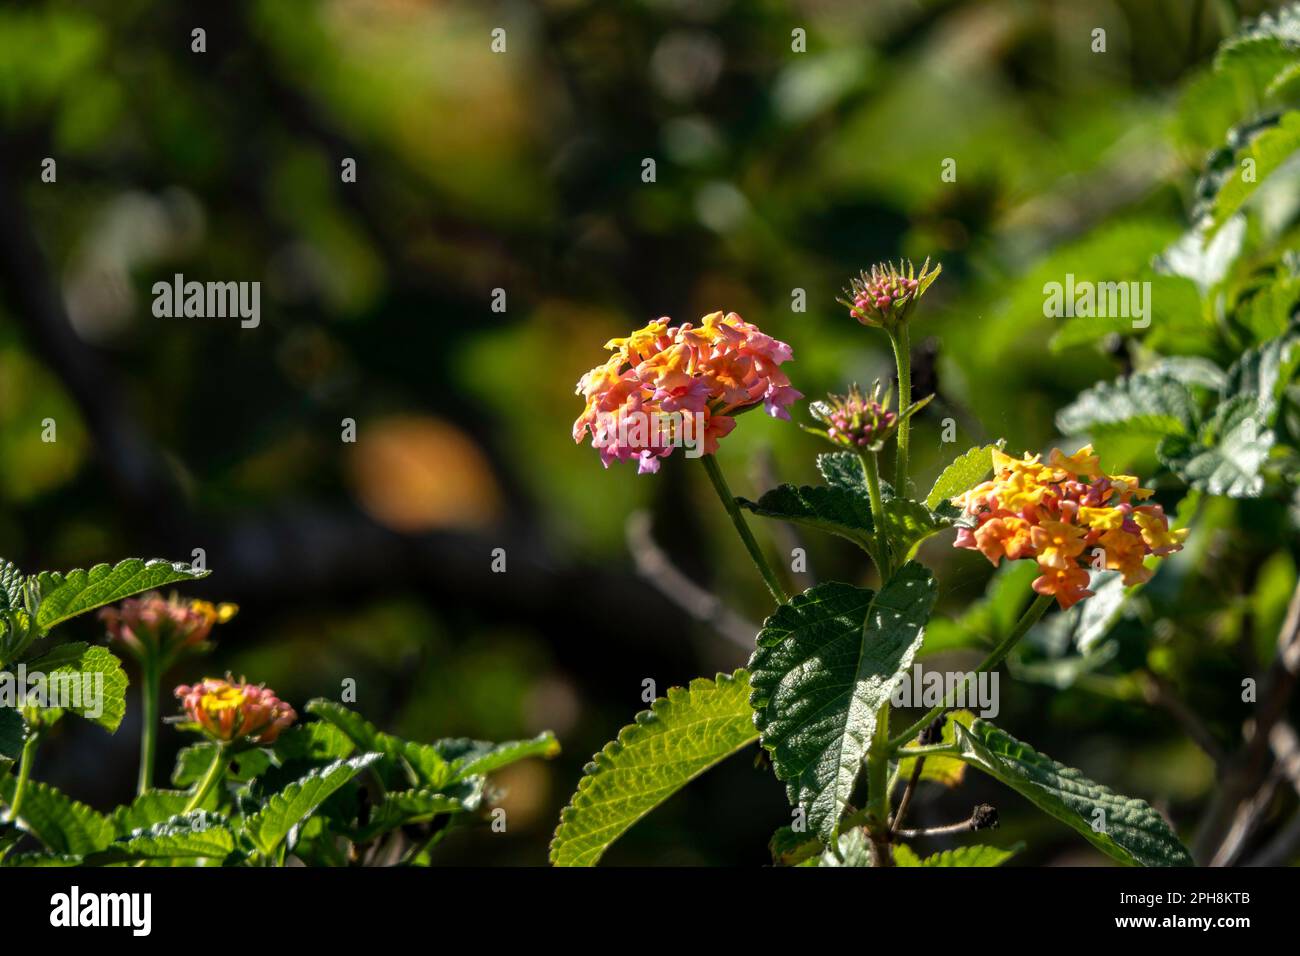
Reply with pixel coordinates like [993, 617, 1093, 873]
[0, 0, 1290, 864]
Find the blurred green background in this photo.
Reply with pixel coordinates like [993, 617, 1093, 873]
[0, 0, 1288, 864]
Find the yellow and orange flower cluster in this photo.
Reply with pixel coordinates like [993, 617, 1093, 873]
[952, 446, 1187, 609]
[573, 311, 800, 473]
[175, 676, 296, 745]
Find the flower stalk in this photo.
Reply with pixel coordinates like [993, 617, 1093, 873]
[702, 454, 789, 604]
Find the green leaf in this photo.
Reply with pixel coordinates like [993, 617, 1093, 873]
[305, 699, 450, 788]
[33, 558, 209, 632]
[0, 707, 25, 775]
[271, 721, 356, 764]
[352, 786, 481, 842]
[951, 719, 1193, 866]
[22, 643, 128, 732]
[894, 842, 1022, 867]
[111, 789, 222, 837]
[1153, 215, 1246, 294]
[896, 710, 975, 788]
[1224, 323, 1300, 424]
[1057, 372, 1198, 437]
[242, 753, 381, 857]
[0, 776, 114, 855]
[0, 559, 24, 611]
[925, 445, 998, 510]
[89, 813, 235, 864]
[769, 825, 822, 866]
[815, 827, 874, 866]
[172, 743, 272, 787]
[879, 497, 953, 561]
[737, 484, 875, 552]
[435, 732, 560, 782]
[1209, 112, 1300, 234]
[817, 451, 868, 491]
[1157, 395, 1275, 497]
[550, 670, 758, 867]
[749, 564, 937, 843]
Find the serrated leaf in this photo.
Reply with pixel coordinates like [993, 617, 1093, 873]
[817, 451, 868, 491]
[1209, 112, 1300, 234]
[270, 721, 355, 764]
[0, 852, 83, 867]
[22, 643, 128, 732]
[1153, 215, 1246, 294]
[111, 789, 221, 837]
[32, 558, 209, 632]
[0, 776, 114, 855]
[435, 732, 560, 782]
[894, 842, 1021, 867]
[0, 560, 24, 611]
[815, 827, 874, 866]
[89, 813, 235, 864]
[952, 719, 1192, 866]
[242, 753, 381, 857]
[1057, 372, 1197, 437]
[352, 786, 481, 842]
[1224, 323, 1300, 424]
[880, 498, 953, 561]
[926, 445, 998, 510]
[738, 483, 875, 552]
[550, 670, 757, 867]
[749, 564, 937, 843]
[305, 699, 450, 789]
[1157, 395, 1275, 497]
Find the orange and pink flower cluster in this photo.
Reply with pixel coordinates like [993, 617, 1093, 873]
[175, 676, 296, 745]
[952, 446, 1187, 609]
[573, 311, 801, 473]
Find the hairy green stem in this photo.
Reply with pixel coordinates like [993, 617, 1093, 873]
[184, 743, 228, 814]
[858, 450, 892, 578]
[887, 591, 1055, 750]
[137, 652, 162, 796]
[5, 732, 40, 824]
[888, 324, 912, 495]
[701, 453, 789, 604]
[864, 701, 894, 865]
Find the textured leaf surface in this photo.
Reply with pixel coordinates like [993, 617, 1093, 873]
[550, 670, 757, 866]
[894, 843, 1021, 867]
[23, 643, 128, 732]
[352, 787, 479, 842]
[436, 732, 560, 782]
[1158, 395, 1274, 497]
[306, 699, 449, 788]
[952, 720, 1193, 866]
[815, 827, 874, 866]
[738, 484, 875, 551]
[90, 813, 235, 864]
[0, 776, 114, 855]
[1209, 112, 1300, 232]
[243, 753, 380, 856]
[33, 558, 209, 632]
[817, 452, 868, 491]
[1057, 372, 1197, 437]
[1224, 323, 1300, 424]
[111, 789, 221, 837]
[0, 707, 25, 772]
[880, 498, 953, 560]
[925, 445, 997, 509]
[749, 564, 937, 842]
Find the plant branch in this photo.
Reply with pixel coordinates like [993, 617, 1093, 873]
[184, 744, 228, 814]
[701, 453, 789, 605]
[625, 511, 758, 650]
[894, 804, 998, 840]
[888, 592, 1054, 749]
[889, 324, 912, 494]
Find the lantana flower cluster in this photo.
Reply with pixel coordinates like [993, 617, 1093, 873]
[573, 311, 801, 473]
[840, 258, 941, 328]
[952, 446, 1187, 609]
[807, 382, 899, 451]
[100, 592, 238, 661]
[175, 676, 297, 745]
